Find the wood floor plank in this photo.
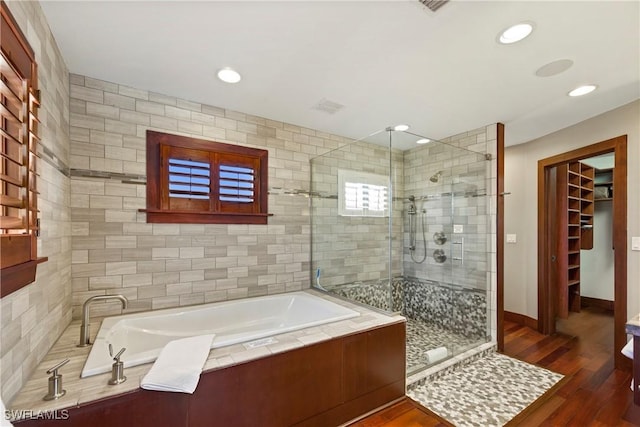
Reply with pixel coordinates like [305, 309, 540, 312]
[508, 396, 566, 427]
[348, 398, 452, 427]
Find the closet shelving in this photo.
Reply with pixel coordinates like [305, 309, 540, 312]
[556, 161, 594, 317]
[594, 168, 613, 202]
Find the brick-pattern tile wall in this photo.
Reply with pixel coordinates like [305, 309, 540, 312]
[402, 126, 492, 288]
[68, 74, 355, 319]
[403, 125, 498, 340]
[310, 140, 404, 287]
[1, 1, 72, 403]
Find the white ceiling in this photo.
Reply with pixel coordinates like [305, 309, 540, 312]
[40, 1, 640, 150]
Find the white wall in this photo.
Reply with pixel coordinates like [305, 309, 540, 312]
[581, 202, 615, 301]
[504, 100, 640, 320]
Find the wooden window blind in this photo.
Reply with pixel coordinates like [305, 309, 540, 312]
[144, 130, 269, 224]
[1, 2, 46, 297]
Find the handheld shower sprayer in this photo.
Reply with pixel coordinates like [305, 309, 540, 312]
[407, 195, 417, 216]
[407, 195, 427, 263]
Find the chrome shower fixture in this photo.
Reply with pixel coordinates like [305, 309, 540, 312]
[407, 195, 417, 215]
[407, 195, 427, 263]
[430, 171, 443, 183]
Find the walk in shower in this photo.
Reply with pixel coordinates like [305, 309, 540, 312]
[310, 127, 492, 376]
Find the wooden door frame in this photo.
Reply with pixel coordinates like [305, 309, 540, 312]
[497, 123, 505, 351]
[537, 135, 628, 368]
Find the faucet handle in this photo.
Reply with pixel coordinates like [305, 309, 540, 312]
[107, 345, 127, 385]
[113, 347, 126, 362]
[46, 358, 70, 376]
[108, 344, 126, 361]
[43, 359, 69, 401]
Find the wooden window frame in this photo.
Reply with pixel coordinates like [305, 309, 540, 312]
[1, 1, 46, 298]
[143, 130, 269, 224]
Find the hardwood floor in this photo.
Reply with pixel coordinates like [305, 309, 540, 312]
[348, 398, 452, 427]
[352, 306, 639, 426]
[504, 306, 638, 426]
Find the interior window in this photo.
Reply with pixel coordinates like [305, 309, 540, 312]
[144, 130, 269, 224]
[338, 169, 389, 217]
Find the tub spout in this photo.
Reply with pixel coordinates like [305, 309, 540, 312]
[78, 295, 128, 347]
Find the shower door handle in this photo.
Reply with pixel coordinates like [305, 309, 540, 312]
[452, 238, 464, 264]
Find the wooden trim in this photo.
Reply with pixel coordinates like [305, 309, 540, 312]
[613, 137, 628, 369]
[144, 211, 269, 225]
[0, 1, 45, 298]
[0, 1, 35, 80]
[0, 258, 48, 297]
[537, 135, 627, 369]
[634, 336, 640, 405]
[497, 123, 505, 352]
[580, 296, 614, 312]
[504, 310, 538, 330]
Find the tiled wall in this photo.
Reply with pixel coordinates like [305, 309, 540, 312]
[68, 74, 357, 319]
[1, 1, 72, 403]
[327, 277, 487, 339]
[402, 126, 493, 291]
[310, 139, 404, 288]
[320, 126, 498, 342]
[404, 125, 497, 342]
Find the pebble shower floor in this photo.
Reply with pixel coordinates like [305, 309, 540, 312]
[407, 352, 564, 427]
[405, 317, 483, 374]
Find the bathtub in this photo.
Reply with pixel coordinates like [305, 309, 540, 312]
[81, 291, 359, 378]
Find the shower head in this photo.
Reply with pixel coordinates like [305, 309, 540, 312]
[430, 171, 443, 183]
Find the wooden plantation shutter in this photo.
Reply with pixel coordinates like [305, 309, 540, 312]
[145, 130, 269, 224]
[216, 153, 260, 214]
[1, 2, 46, 297]
[161, 145, 212, 212]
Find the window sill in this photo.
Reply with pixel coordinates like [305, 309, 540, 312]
[139, 209, 273, 225]
[0, 257, 48, 298]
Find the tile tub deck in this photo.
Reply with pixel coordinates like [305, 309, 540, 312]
[9, 290, 405, 421]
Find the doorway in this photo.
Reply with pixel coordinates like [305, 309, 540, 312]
[537, 135, 627, 368]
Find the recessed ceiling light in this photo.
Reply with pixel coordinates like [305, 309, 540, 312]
[217, 68, 242, 84]
[416, 138, 431, 144]
[498, 22, 534, 44]
[568, 85, 597, 97]
[394, 124, 410, 131]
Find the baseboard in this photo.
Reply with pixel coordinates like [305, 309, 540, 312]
[581, 296, 614, 312]
[504, 311, 538, 330]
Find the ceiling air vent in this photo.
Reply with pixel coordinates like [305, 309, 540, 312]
[312, 98, 344, 114]
[418, 0, 449, 12]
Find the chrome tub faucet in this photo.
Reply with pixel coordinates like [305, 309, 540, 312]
[78, 294, 128, 347]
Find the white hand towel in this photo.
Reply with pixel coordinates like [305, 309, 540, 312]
[425, 346, 448, 364]
[141, 334, 215, 394]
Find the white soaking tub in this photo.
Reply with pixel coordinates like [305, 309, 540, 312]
[81, 291, 359, 377]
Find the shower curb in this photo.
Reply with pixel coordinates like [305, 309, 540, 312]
[406, 341, 497, 389]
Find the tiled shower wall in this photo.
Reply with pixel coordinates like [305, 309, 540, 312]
[310, 140, 404, 288]
[403, 125, 498, 340]
[328, 278, 487, 339]
[68, 74, 358, 319]
[402, 126, 494, 291]
[1, 1, 72, 403]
